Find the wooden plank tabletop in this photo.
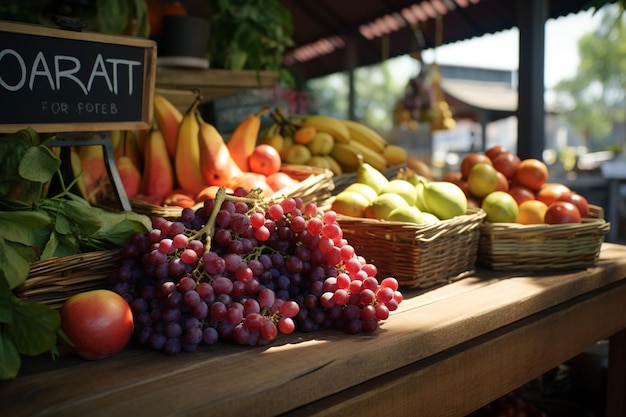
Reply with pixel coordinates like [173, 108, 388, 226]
[3, 243, 626, 417]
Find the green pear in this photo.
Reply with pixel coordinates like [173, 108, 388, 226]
[364, 193, 408, 220]
[414, 182, 428, 211]
[417, 212, 440, 225]
[381, 179, 418, 206]
[356, 156, 388, 194]
[422, 181, 468, 220]
[406, 173, 431, 187]
[343, 182, 378, 203]
[387, 205, 423, 223]
[331, 191, 370, 218]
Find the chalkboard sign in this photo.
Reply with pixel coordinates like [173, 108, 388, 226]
[0, 21, 156, 133]
[201, 88, 285, 136]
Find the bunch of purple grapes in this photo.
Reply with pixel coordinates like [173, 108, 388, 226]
[109, 187, 403, 354]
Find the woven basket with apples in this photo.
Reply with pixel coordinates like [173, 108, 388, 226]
[449, 146, 610, 271]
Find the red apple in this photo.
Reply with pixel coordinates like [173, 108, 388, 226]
[544, 201, 582, 224]
[60, 289, 134, 360]
[557, 192, 589, 218]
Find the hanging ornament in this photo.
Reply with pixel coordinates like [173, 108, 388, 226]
[430, 15, 456, 131]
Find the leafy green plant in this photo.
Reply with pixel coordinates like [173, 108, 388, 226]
[208, 0, 295, 87]
[0, 128, 151, 379]
[0, 0, 149, 37]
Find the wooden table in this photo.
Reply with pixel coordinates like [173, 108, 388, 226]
[3, 243, 626, 417]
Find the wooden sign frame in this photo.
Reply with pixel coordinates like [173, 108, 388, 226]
[0, 21, 157, 133]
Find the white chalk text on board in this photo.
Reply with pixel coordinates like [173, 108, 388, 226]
[0, 23, 155, 130]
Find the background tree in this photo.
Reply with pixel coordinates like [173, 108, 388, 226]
[552, 6, 626, 151]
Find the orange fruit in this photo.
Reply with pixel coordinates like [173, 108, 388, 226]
[514, 158, 548, 191]
[536, 183, 571, 206]
[266, 171, 298, 192]
[162, 1, 187, 16]
[248, 144, 282, 176]
[515, 200, 548, 224]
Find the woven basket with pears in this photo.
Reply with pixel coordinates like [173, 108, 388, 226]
[477, 204, 609, 271]
[328, 159, 485, 289]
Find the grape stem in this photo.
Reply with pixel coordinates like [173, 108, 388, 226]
[189, 187, 265, 252]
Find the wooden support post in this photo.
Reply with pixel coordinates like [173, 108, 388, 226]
[516, 0, 547, 160]
[606, 328, 626, 417]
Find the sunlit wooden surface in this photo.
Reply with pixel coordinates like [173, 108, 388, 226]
[3, 243, 626, 417]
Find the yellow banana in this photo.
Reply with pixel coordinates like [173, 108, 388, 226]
[341, 120, 387, 153]
[154, 94, 183, 160]
[382, 144, 408, 166]
[330, 141, 387, 173]
[301, 115, 351, 143]
[174, 95, 207, 196]
[321, 155, 343, 176]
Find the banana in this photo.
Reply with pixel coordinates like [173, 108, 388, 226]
[321, 155, 343, 176]
[174, 95, 207, 196]
[301, 115, 351, 143]
[341, 120, 387, 153]
[382, 144, 408, 166]
[153, 94, 183, 160]
[330, 141, 387, 173]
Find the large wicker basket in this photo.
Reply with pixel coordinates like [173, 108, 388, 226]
[13, 249, 121, 309]
[477, 204, 610, 271]
[131, 164, 334, 219]
[336, 208, 486, 289]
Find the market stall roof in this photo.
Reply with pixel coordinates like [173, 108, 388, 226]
[281, 0, 615, 80]
[441, 78, 518, 120]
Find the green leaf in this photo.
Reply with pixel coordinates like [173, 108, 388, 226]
[7, 297, 60, 356]
[57, 199, 103, 236]
[0, 135, 28, 180]
[18, 146, 61, 183]
[85, 210, 151, 250]
[54, 211, 74, 235]
[0, 335, 21, 380]
[0, 277, 15, 323]
[39, 231, 60, 260]
[53, 233, 80, 258]
[0, 237, 38, 289]
[0, 210, 51, 247]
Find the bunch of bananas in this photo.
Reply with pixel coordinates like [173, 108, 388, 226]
[259, 109, 407, 176]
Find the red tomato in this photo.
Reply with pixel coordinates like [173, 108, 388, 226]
[508, 185, 535, 205]
[544, 201, 582, 224]
[485, 145, 509, 161]
[557, 192, 589, 218]
[492, 151, 521, 180]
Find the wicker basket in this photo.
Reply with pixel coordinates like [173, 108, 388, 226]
[131, 164, 335, 219]
[477, 204, 610, 271]
[336, 208, 486, 289]
[13, 249, 121, 309]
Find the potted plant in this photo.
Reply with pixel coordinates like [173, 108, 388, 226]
[0, 0, 150, 37]
[207, 0, 294, 87]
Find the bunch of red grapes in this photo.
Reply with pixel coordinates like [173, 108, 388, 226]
[109, 187, 403, 354]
